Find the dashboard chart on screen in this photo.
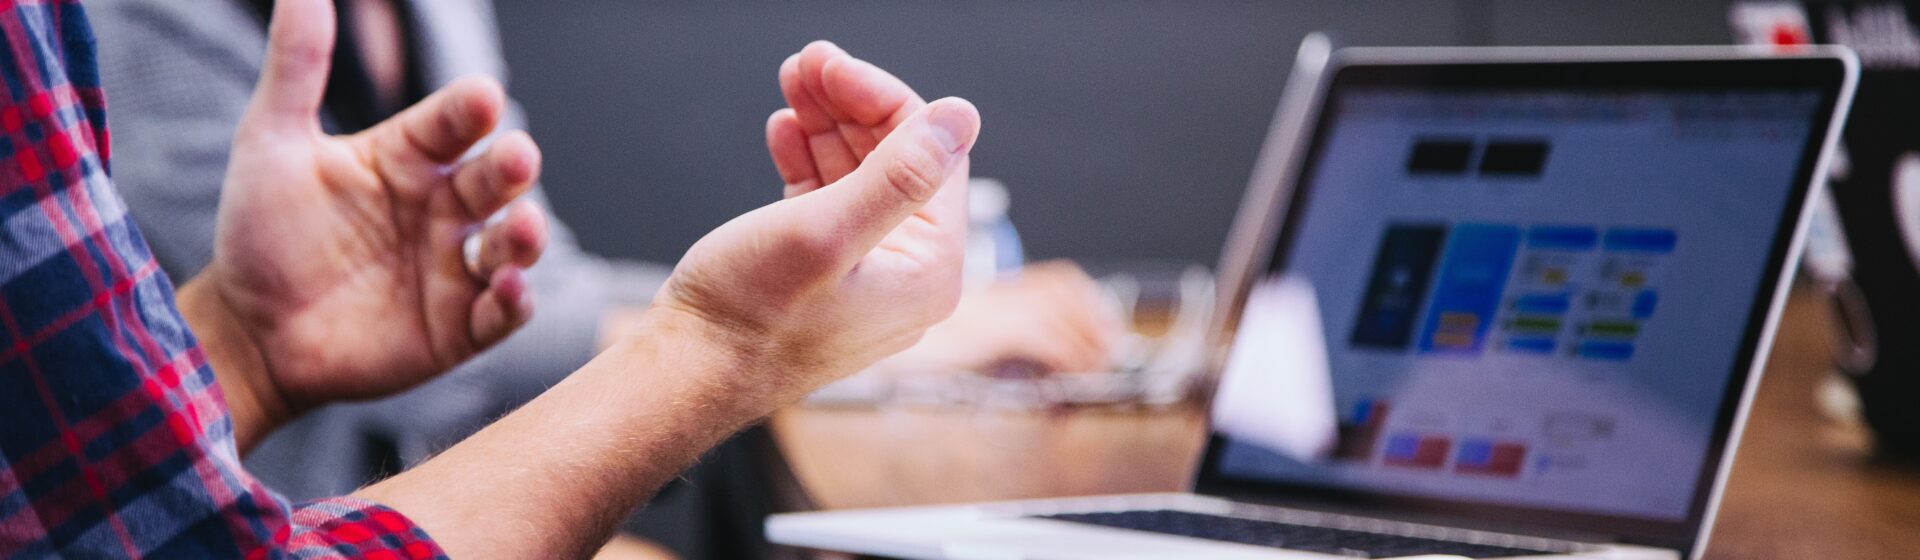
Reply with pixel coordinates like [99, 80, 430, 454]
[1215, 87, 1822, 522]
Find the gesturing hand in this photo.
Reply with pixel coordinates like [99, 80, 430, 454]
[348, 44, 972, 558]
[647, 42, 980, 398]
[768, 43, 1120, 377]
[194, 0, 547, 434]
[766, 41, 931, 195]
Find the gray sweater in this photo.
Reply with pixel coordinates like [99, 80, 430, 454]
[88, 0, 671, 500]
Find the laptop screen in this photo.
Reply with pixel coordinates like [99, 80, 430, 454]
[1201, 56, 1849, 548]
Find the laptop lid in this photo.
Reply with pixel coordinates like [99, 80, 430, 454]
[1195, 46, 1857, 555]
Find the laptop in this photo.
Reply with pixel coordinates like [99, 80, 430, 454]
[766, 41, 1858, 560]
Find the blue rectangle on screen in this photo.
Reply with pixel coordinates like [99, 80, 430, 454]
[1512, 294, 1571, 315]
[1506, 337, 1556, 354]
[1603, 228, 1677, 253]
[1353, 398, 1377, 424]
[1526, 226, 1598, 251]
[1456, 440, 1493, 466]
[1384, 434, 1422, 460]
[1578, 341, 1636, 361]
[1633, 291, 1659, 318]
[1418, 224, 1521, 354]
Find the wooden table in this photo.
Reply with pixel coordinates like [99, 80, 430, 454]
[773, 290, 1920, 558]
[1698, 291, 1920, 558]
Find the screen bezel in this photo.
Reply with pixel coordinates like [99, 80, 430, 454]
[1193, 49, 1855, 553]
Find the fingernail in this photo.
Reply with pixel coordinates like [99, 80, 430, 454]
[928, 101, 976, 155]
[499, 268, 533, 312]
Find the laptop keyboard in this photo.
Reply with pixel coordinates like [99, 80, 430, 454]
[1032, 510, 1564, 558]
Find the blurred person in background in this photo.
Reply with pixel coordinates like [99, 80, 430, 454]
[89, 0, 1119, 557]
[0, 0, 996, 555]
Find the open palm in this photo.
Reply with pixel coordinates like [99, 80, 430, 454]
[205, 0, 546, 411]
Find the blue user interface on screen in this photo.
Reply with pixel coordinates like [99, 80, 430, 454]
[1215, 87, 1820, 522]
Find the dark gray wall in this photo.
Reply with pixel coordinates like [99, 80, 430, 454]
[494, 1, 1733, 268]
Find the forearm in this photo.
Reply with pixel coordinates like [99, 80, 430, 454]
[355, 308, 788, 559]
[488, 237, 667, 402]
[176, 274, 286, 453]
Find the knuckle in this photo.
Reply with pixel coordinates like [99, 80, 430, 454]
[436, 107, 469, 145]
[881, 146, 945, 203]
[275, 39, 331, 71]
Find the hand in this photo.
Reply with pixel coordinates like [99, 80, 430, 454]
[763, 44, 1115, 376]
[882, 260, 1121, 375]
[645, 41, 981, 398]
[353, 42, 976, 559]
[188, 0, 547, 441]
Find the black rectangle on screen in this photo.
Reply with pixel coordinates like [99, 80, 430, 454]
[1405, 138, 1475, 174]
[1479, 139, 1550, 177]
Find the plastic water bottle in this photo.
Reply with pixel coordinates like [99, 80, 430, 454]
[965, 178, 1024, 287]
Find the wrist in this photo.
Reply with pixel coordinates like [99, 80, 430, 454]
[594, 306, 652, 352]
[177, 273, 291, 453]
[359, 299, 794, 558]
[604, 303, 797, 419]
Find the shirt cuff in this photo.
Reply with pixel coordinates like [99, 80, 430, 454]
[282, 496, 447, 560]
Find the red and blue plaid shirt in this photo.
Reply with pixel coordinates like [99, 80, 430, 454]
[0, 1, 445, 557]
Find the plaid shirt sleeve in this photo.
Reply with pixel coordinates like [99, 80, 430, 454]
[0, 1, 447, 558]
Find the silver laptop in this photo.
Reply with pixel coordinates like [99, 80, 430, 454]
[767, 41, 1858, 560]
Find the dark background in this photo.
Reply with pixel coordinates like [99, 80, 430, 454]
[492, 1, 1735, 268]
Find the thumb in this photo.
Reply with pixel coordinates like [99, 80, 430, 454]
[795, 97, 980, 260]
[241, 0, 336, 135]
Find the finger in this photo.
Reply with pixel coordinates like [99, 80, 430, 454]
[1058, 311, 1115, 372]
[767, 109, 821, 197]
[820, 55, 922, 158]
[450, 130, 542, 219]
[1008, 338, 1076, 375]
[782, 43, 866, 182]
[473, 200, 548, 277]
[781, 53, 862, 183]
[809, 129, 864, 185]
[1021, 259, 1086, 280]
[1017, 263, 1117, 371]
[1029, 294, 1110, 373]
[1018, 317, 1106, 374]
[779, 52, 837, 134]
[377, 76, 508, 164]
[796, 97, 980, 262]
[820, 55, 923, 133]
[835, 122, 883, 162]
[1050, 273, 1123, 362]
[469, 266, 534, 350]
[797, 41, 853, 123]
[1005, 324, 1086, 374]
[242, 0, 335, 135]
